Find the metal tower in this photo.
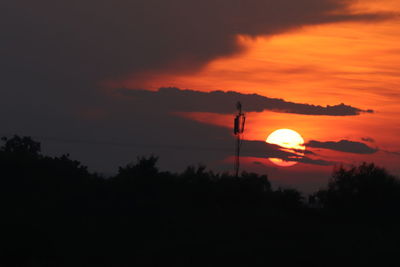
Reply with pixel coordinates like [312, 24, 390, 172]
[234, 102, 246, 178]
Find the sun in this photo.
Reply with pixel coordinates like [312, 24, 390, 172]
[266, 129, 306, 167]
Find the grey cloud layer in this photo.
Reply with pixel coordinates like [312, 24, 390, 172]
[1, 0, 388, 86]
[307, 140, 378, 154]
[120, 87, 373, 116]
[0, 0, 382, 127]
[242, 140, 334, 166]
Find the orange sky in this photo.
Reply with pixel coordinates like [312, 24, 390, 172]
[115, 0, 400, 184]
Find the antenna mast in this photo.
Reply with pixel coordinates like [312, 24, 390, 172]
[234, 102, 246, 178]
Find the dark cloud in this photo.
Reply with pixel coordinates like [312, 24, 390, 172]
[0, 0, 382, 142]
[1, 0, 389, 84]
[242, 140, 334, 166]
[362, 137, 375, 143]
[307, 140, 378, 154]
[296, 157, 335, 166]
[1, 1, 390, 105]
[242, 140, 300, 159]
[383, 150, 400, 157]
[120, 87, 373, 116]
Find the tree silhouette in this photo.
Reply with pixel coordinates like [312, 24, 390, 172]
[1, 135, 41, 157]
[1, 136, 400, 267]
[315, 162, 400, 218]
[117, 155, 159, 177]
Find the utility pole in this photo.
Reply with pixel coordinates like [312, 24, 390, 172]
[234, 102, 246, 178]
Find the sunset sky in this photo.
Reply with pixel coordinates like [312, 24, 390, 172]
[2, 0, 399, 192]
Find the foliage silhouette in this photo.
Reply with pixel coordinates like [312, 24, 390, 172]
[315, 163, 400, 218]
[0, 136, 400, 267]
[1, 135, 41, 156]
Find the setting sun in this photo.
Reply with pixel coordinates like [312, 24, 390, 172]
[266, 129, 306, 167]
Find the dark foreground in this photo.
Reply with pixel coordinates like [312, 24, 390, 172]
[1, 136, 400, 267]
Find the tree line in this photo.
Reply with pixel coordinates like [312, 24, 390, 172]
[1, 135, 399, 267]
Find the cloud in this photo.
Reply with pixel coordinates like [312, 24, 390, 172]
[307, 140, 378, 154]
[119, 87, 373, 116]
[1, 1, 390, 91]
[361, 137, 375, 143]
[242, 140, 335, 166]
[383, 150, 400, 157]
[0, 0, 382, 143]
[296, 157, 335, 166]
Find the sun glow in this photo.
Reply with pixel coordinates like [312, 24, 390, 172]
[266, 129, 306, 167]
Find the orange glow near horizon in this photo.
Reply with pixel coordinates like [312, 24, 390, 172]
[113, 0, 400, 174]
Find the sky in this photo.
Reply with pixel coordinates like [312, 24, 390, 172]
[1, 0, 400, 192]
